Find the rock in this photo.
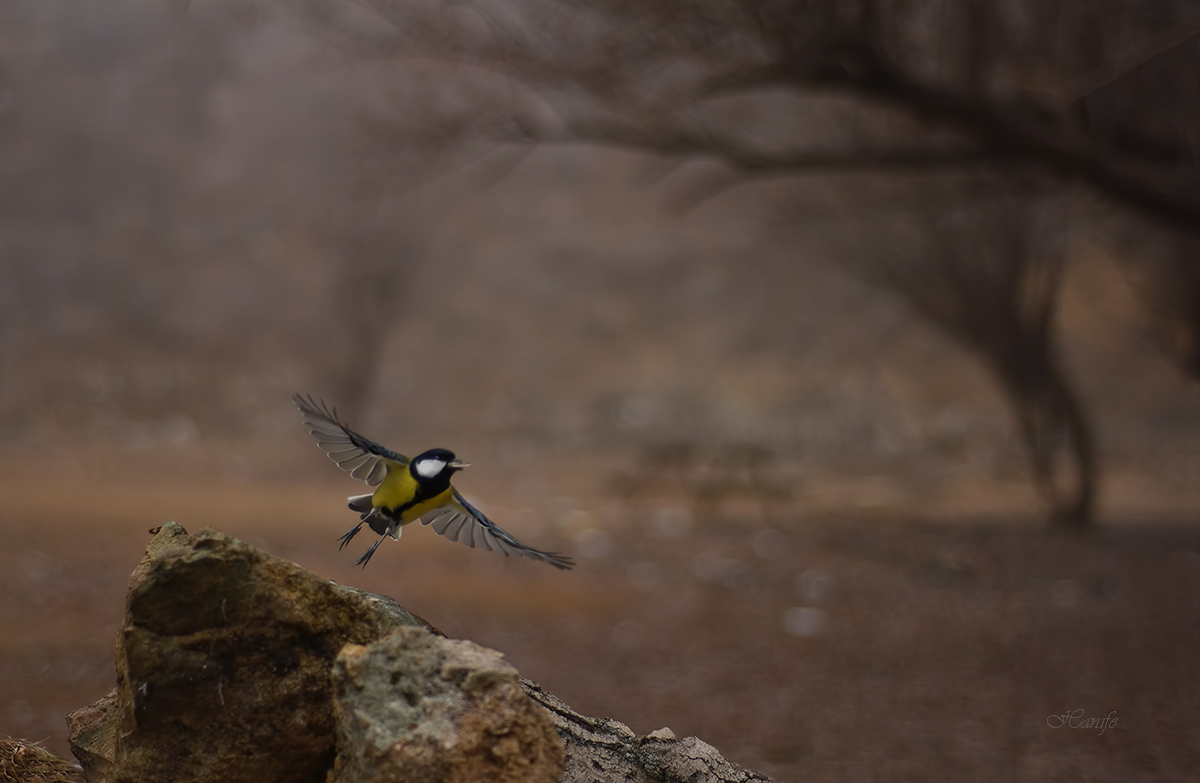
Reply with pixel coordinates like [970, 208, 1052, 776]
[66, 522, 438, 783]
[62, 693, 118, 781]
[66, 522, 773, 783]
[328, 627, 565, 783]
[0, 737, 83, 783]
[520, 682, 775, 783]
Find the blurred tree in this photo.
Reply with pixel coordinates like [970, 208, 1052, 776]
[0, 0, 471, 432]
[857, 182, 1094, 526]
[317, 0, 1198, 227]
[323, 191, 429, 419]
[307, 0, 1197, 526]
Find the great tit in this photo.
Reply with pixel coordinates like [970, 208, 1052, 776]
[294, 394, 574, 570]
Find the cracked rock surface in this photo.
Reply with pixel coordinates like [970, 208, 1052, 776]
[329, 627, 564, 783]
[66, 522, 437, 783]
[522, 682, 775, 783]
[63, 522, 772, 783]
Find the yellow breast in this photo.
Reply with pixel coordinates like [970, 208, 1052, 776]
[372, 466, 417, 510]
[372, 465, 454, 527]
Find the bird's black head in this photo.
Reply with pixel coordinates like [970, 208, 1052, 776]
[411, 448, 469, 482]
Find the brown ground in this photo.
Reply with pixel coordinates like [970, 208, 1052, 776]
[1, 452, 1196, 783]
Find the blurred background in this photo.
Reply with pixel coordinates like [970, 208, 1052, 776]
[0, 1, 1197, 781]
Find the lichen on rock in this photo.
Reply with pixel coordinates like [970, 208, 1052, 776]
[67, 522, 437, 783]
[64, 522, 771, 783]
[328, 627, 565, 783]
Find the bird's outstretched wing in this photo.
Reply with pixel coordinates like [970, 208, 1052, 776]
[423, 490, 574, 570]
[293, 394, 408, 487]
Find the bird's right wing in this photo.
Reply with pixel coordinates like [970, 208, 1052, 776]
[293, 394, 407, 487]
[422, 490, 575, 570]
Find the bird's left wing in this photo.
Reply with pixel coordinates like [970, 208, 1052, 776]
[423, 490, 575, 570]
[293, 394, 408, 487]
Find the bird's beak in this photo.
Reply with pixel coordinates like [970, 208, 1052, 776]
[448, 459, 470, 470]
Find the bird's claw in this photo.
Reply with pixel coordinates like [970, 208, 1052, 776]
[356, 536, 385, 567]
[338, 524, 363, 550]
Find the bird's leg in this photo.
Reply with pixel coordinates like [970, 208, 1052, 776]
[338, 522, 364, 550]
[356, 534, 386, 568]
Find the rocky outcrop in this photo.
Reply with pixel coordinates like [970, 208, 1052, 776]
[67, 522, 438, 783]
[329, 628, 564, 783]
[65, 522, 771, 783]
[522, 682, 774, 783]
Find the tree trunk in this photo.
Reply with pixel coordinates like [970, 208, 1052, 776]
[1000, 357, 1097, 529]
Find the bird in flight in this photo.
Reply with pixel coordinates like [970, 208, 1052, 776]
[294, 394, 574, 570]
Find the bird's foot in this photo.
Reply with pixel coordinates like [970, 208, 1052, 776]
[356, 536, 385, 567]
[338, 523, 363, 550]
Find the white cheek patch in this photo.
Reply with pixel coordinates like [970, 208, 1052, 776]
[415, 458, 446, 478]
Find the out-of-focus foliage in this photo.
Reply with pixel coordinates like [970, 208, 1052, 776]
[0, 0, 1194, 525]
[330, 0, 1198, 229]
[0, 0, 482, 439]
[302, 0, 1197, 526]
